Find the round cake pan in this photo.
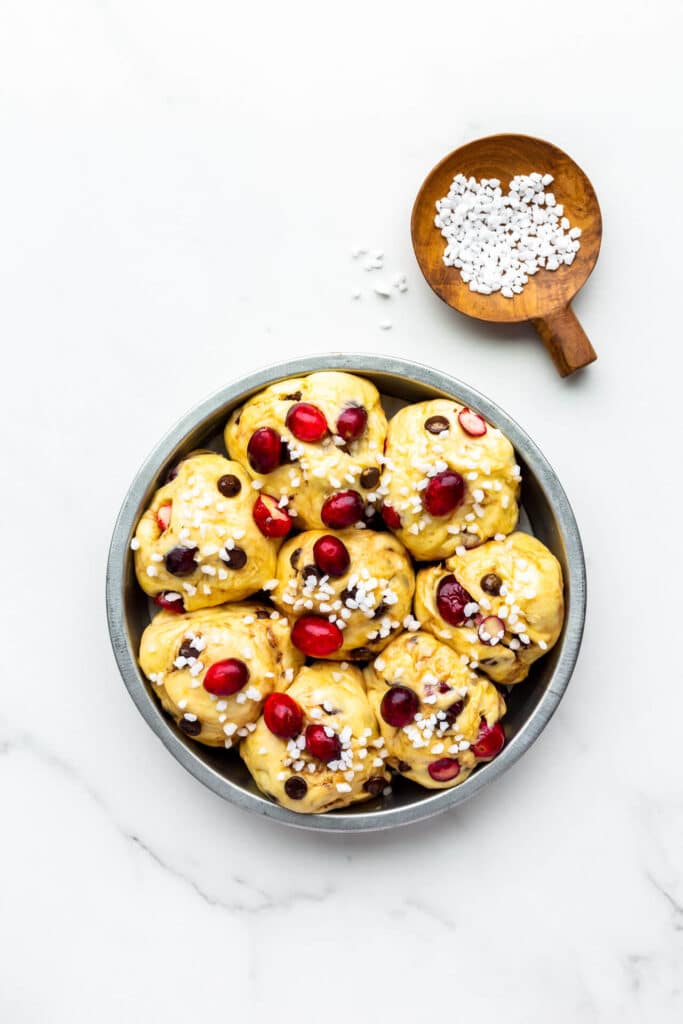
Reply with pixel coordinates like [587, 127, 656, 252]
[106, 354, 586, 832]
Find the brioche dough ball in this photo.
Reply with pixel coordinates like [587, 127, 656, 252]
[133, 453, 281, 612]
[270, 529, 416, 660]
[364, 631, 506, 789]
[138, 603, 303, 747]
[414, 532, 564, 685]
[241, 662, 391, 813]
[380, 399, 519, 560]
[224, 371, 387, 530]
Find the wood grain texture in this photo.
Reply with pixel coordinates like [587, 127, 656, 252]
[411, 133, 602, 375]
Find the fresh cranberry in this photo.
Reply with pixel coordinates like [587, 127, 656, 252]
[436, 575, 473, 626]
[380, 502, 401, 529]
[203, 658, 250, 696]
[291, 616, 344, 656]
[305, 723, 342, 762]
[263, 692, 304, 738]
[472, 719, 505, 759]
[458, 408, 488, 437]
[478, 616, 505, 645]
[380, 685, 419, 727]
[247, 428, 282, 473]
[252, 494, 292, 538]
[336, 404, 368, 442]
[313, 535, 350, 577]
[424, 470, 465, 517]
[165, 546, 197, 577]
[321, 490, 364, 528]
[286, 402, 328, 443]
[428, 758, 461, 781]
[156, 503, 172, 532]
[153, 592, 185, 613]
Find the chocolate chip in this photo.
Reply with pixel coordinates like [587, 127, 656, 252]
[217, 474, 242, 497]
[255, 609, 270, 619]
[283, 391, 302, 401]
[481, 572, 503, 595]
[373, 601, 389, 619]
[444, 698, 466, 723]
[350, 646, 373, 660]
[223, 546, 247, 569]
[178, 637, 200, 659]
[397, 761, 411, 773]
[289, 547, 302, 569]
[284, 776, 307, 800]
[280, 440, 293, 464]
[425, 415, 450, 435]
[340, 586, 358, 604]
[360, 467, 380, 489]
[364, 777, 386, 797]
[302, 564, 322, 582]
[179, 717, 201, 737]
[165, 545, 197, 577]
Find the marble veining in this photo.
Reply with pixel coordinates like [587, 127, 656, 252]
[2, 1, 682, 1020]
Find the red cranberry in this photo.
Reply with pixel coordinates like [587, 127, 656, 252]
[247, 428, 282, 473]
[478, 615, 506, 645]
[472, 719, 505, 759]
[313, 535, 350, 577]
[203, 658, 250, 696]
[424, 470, 465, 517]
[458, 407, 488, 437]
[252, 494, 292, 538]
[436, 575, 473, 626]
[156, 502, 172, 532]
[336, 404, 368, 442]
[321, 490, 364, 528]
[380, 502, 401, 530]
[153, 592, 185, 613]
[428, 758, 461, 781]
[165, 546, 197, 577]
[263, 692, 304, 738]
[380, 685, 419, 727]
[286, 402, 328, 443]
[291, 616, 344, 656]
[305, 723, 342, 762]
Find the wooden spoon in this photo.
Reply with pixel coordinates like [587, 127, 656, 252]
[411, 134, 602, 377]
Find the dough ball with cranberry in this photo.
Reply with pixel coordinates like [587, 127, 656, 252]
[240, 662, 391, 813]
[269, 529, 416, 661]
[364, 631, 506, 789]
[138, 602, 303, 748]
[414, 531, 564, 685]
[133, 453, 285, 612]
[379, 399, 520, 561]
[224, 371, 387, 530]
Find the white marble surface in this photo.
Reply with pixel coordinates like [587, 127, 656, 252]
[1, 2, 682, 1020]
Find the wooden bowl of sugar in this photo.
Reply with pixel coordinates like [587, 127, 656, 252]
[411, 134, 602, 377]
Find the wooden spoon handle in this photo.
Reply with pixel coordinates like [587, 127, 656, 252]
[532, 305, 597, 377]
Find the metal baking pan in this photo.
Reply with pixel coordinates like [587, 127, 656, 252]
[106, 353, 586, 832]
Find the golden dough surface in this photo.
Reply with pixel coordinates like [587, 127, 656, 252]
[133, 453, 280, 611]
[138, 603, 303, 747]
[364, 631, 506, 789]
[414, 531, 564, 684]
[270, 529, 416, 659]
[224, 371, 387, 529]
[241, 662, 391, 813]
[380, 399, 520, 560]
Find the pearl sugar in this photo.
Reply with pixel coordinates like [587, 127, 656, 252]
[434, 172, 581, 297]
